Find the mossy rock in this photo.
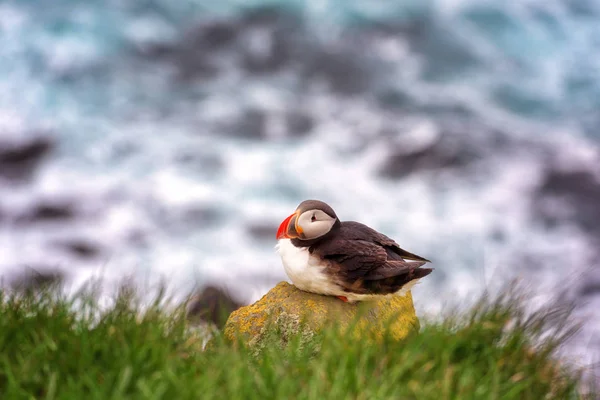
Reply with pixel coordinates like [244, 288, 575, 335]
[224, 282, 420, 350]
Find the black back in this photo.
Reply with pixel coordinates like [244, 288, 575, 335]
[307, 221, 433, 295]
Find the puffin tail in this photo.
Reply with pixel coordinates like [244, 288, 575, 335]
[396, 248, 431, 263]
[412, 267, 433, 280]
[396, 267, 434, 295]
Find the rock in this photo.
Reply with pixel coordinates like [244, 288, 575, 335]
[246, 222, 277, 241]
[139, 7, 301, 81]
[285, 110, 314, 137]
[8, 267, 64, 293]
[21, 201, 76, 223]
[580, 279, 600, 297]
[303, 49, 371, 95]
[54, 239, 101, 259]
[155, 22, 224, 81]
[187, 286, 243, 329]
[174, 150, 223, 175]
[224, 282, 419, 350]
[378, 130, 480, 179]
[233, 108, 267, 139]
[145, 201, 222, 235]
[0, 135, 54, 180]
[226, 108, 315, 140]
[534, 168, 600, 238]
[193, 21, 238, 51]
[376, 88, 413, 109]
[239, 12, 294, 73]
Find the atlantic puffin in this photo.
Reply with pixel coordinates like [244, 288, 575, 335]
[276, 200, 432, 302]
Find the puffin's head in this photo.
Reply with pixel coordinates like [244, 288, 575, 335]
[276, 200, 339, 241]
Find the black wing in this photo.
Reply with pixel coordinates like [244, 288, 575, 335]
[339, 221, 431, 263]
[310, 222, 433, 294]
[314, 238, 430, 281]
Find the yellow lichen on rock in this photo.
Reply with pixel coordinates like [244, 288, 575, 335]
[224, 282, 420, 348]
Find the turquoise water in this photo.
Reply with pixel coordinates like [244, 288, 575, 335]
[3, 0, 600, 134]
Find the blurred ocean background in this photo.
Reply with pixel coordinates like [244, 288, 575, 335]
[1, 0, 599, 372]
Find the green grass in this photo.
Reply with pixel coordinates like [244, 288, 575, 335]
[0, 282, 595, 400]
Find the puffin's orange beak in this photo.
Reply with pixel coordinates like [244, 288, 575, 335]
[276, 211, 302, 239]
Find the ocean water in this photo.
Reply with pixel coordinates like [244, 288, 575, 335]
[1, 0, 599, 373]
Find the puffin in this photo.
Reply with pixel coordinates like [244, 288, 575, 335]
[275, 200, 432, 302]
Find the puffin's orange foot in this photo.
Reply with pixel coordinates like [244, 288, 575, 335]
[337, 296, 349, 303]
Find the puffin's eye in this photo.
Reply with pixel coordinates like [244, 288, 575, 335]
[311, 214, 316, 222]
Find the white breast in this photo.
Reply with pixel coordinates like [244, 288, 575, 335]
[275, 239, 340, 296]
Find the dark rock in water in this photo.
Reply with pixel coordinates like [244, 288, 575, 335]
[8, 267, 64, 293]
[578, 260, 600, 297]
[234, 108, 268, 139]
[127, 230, 150, 248]
[0, 136, 53, 164]
[186, 285, 243, 328]
[134, 41, 176, 60]
[22, 201, 76, 223]
[175, 150, 223, 175]
[150, 22, 226, 80]
[241, 33, 291, 73]
[238, 6, 307, 74]
[139, 7, 302, 80]
[285, 110, 314, 137]
[176, 52, 220, 81]
[535, 168, 600, 238]
[580, 280, 600, 297]
[197, 21, 238, 50]
[134, 6, 387, 96]
[137, 5, 379, 92]
[147, 202, 222, 234]
[303, 49, 371, 94]
[239, 8, 298, 73]
[0, 135, 54, 180]
[378, 130, 480, 179]
[376, 89, 414, 109]
[54, 239, 101, 259]
[183, 206, 222, 226]
[171, 19, 240, 79]
[224, 107, 314, 140]
[247, 222, 277, 241]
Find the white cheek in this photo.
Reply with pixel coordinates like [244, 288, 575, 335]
[302, 220, 333, 240]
